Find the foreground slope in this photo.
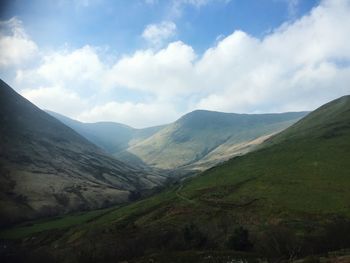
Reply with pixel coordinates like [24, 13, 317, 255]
[181, 95, 350, 217]
[0, 80, 165, 226]
[126, 110, 308, 169]
[2, 96, 349, 262]
[47, 111, 165, 157]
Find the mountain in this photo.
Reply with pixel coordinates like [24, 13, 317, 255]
[3, 96, 349, 262]
[46, 111, 165, 156]
[125, 110, 308, 170]
[180, 95, 350, 219]
[0, 79, 165, 226]
[48, 108, 307, 173]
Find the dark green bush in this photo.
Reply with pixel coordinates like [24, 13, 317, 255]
[183, 223, 208, 249]
[302, 255, 320, 263]
[226, 226, 253, 251]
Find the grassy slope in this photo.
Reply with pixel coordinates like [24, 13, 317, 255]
[2, 96, 348, 231]
[0, 207, 116, 239]
[128, 110, 307, 169]
[91, 92, 350, 228]
[182, 95, 350, 217]
[1, 96, 349, 262]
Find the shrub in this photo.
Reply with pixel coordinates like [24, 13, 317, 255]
[302, 256, 320, 263]
[255, 225, 301, 261]
[183, 223, 208, 249]
[226, 226, 253, 251]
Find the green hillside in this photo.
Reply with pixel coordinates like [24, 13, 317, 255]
[182, 95, 350, 217]
[126, 110, 308, 169]
[2, 95, 349, 262]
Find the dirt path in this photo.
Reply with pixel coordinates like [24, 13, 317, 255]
[176, 184, 195, 204]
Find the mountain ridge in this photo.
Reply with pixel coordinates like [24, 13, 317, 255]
[125, 109, 308, 170]
[46, 110, 166, 156]
[1, 94, 349, 262]
[47, 108, 308, 172]
[0, 79, 165, 226]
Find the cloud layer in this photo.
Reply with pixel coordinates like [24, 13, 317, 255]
[0, 18, 38, 67]
[2, 0, 350, 128]
[142, 21, 177, 47]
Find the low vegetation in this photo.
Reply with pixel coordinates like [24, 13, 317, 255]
[1, 96, 349, 262]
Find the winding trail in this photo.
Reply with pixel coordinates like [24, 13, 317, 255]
[175, 184, 195, 204]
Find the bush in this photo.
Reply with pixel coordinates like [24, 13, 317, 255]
[302, 217, 350, 255]
[255, 225, 301, 261]
[302, 256, 320, 263]
[226, 226, 253, 251]
[183, 223, 208, 249]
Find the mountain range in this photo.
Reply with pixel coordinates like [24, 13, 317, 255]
[46, 110, 165, 157]
[48, 108, 308, 172]
[2, 78, 307, 227]
[1, 78, 349, 262]
[2, 93, 349, 262]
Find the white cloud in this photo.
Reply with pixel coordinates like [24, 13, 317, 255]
[180, 0, 211, 7]
[16, 45, 107, 93]
[9, 0, 350, 127]
[144, 0, 158, 4]
[142, 21, 177, 47]
[287, 0, 299, 17]
[107, 41, 196, 97]
[77, 101, 179, 128]
[21, 86, 88, 117]
[194, 0, 350, 112]
[170, 0, 230, 18]
[0, 17, 38, 67]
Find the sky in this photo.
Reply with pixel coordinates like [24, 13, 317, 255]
[1, 0, 350, 128]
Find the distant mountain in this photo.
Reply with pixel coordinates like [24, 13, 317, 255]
[125, 110, 308, 170]
[46, 111, 165, 156]
[49, 109, 308, 173]
[0, 79, 165, 226]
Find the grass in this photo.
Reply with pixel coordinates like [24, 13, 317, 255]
[133, 250, 259, 263]
[129, 110, 307, 169]
[185, 137, 350, 217]
[2, 130, 349, 240]
[0, 133, 350, 242]
[179, 96, 350, 219]
[0, 185, 187, 241]
[0, 207, 116, 239]
[1, 96, 349, 263]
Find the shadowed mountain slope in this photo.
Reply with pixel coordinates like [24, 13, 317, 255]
[0, 79, 165, 226]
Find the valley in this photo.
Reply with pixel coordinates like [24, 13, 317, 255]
[47, 105, 308, 172]
[1, 78, 349, 262]
[2, 1, 350, 262]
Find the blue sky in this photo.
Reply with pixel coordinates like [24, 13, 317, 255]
[1, 0, 350, 127]
[1, 0, 318, 54]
